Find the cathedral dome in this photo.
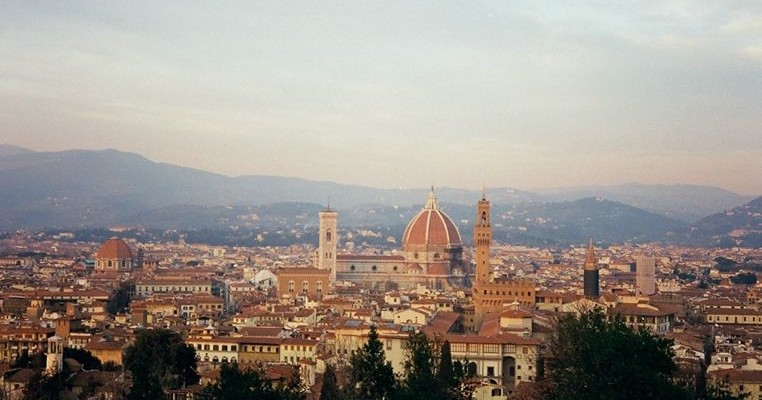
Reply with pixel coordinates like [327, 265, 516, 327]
[96, 238, 133, 260]
[402, 188, 462, 250]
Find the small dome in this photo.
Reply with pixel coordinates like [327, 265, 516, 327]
[96, 238, 133, 260]
[402, 188, 462, 249]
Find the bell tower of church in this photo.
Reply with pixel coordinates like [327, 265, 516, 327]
[583, 239, 600, 299]
[318, 205, 338, 283]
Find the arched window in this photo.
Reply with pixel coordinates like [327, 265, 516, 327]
[467, 362, 477, 376]
[326, 231, 332, 242]
[316, 281, 323, 293]
[302, 280, 309, 294]
[288, 280, 295, 293]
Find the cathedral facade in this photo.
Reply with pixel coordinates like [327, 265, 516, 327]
[315, 188, 467, 289]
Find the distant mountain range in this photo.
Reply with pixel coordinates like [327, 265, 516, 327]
[536, 183, 754, 222]
[0, 145, 758, 246]
[687, 197, 762, 248]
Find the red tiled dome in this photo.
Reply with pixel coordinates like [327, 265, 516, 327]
[96, 238, 133, 260]
[402, 189, 462, 249]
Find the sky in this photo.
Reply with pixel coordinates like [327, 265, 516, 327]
[1, 1, 760, 195]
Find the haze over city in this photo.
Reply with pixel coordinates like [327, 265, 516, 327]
[1, 1, 760, 194]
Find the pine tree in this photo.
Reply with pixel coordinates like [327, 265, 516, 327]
[347, 325, 396, 400]
[539, 308, 690, 400]
[437, 340, 453, 387]
[320, 364, 342, 400]
[401, 331, 437, 400]
[123, 329, 199, 398]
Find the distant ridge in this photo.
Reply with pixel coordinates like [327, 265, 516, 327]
[0, 144, 35, 157]
[536, 183, 753, 222]
[688, 196, 762, 247]
[0, 146, 755, 244]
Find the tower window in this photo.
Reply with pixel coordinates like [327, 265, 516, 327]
[326, 231, 332, 242]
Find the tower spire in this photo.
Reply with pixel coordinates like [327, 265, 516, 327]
[584, 238, 596, 270]
[583, 238, 599, 299]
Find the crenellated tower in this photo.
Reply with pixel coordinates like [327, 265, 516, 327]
[471, 189, 536, 331]
[474, 189, 492, 287]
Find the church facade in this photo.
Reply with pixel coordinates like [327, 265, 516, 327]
[315, 189, 468, 290]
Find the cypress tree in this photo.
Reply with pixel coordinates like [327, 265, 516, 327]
[347, 325, 396, 400]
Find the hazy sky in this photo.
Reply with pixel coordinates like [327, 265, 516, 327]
[1, 1, 760, 194]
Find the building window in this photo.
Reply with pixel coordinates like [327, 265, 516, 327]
[491, 388, 502, 397]
[350, 265, 355, 271]
[386, 340, 392, 350]
[372, 265, 377, 271]
[487, 366, 495, 376]
[303, 280, 309, 294]
[288, 280, 295, 293]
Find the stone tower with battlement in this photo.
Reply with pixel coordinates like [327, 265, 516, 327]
[472, 190, 536, 330]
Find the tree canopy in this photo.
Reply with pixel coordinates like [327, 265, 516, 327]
[202, 362, 305, 400]
[538, 308, 689, 400]
[346, 325, 397, 400]
[123, 329, 199, 399]
[400, 333, 471, 400]
[533, 309, 749, 400]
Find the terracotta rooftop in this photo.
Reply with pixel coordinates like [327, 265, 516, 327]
[96, 238, 133, 260]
